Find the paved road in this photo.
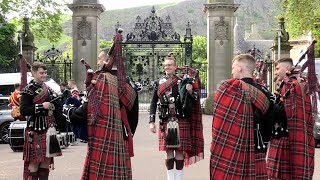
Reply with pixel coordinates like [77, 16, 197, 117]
[0, 112, 319, 180]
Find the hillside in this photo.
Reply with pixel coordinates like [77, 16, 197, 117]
[97, 0, 281, 40]
[36, 0, 282, 51]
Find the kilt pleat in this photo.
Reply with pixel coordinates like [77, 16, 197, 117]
[158, 118, 191, 152]
[266, 135, 291, 179]
[255, 152, 268, 180]
[23, 129, 48, 163]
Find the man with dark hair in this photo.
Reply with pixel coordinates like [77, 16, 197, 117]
[149, 53, 204, 180]
[59, 82, 71, 104]
[55, 82, 72, 133]
[210, 54, 275, 179]
[266, 57, 314, 180]
[20, 62, 62, 180]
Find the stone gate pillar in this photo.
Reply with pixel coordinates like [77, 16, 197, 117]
[21, 17, 37, 64]
[270, 17, 292, 91]
[204, 0, 239, 95]
[270, 18, 292, 61]
[67, 0, 105, 90]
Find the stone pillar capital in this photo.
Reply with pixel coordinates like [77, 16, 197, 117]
[203, 3, 239, 13]
[67, 3, 105, 15]
[67, 1, 105, 90]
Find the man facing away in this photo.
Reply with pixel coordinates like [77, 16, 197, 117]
[266, 57, 314, 180]
[20, 62, 62, 180]
[149, 53, 204, 180]
[210, 54, 275, 179]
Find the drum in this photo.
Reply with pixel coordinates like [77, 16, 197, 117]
[56, 133, 67, 149]
[67, 132, 76, 145]
[59, 132, 76, 146]
[8, 121, 27, 152]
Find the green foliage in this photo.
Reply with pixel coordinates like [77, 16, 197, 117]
[36, 33, 71, 52]
[0, 15, 18, 67]
[187, 7, 194, 14]
[159, 2, 179, 10]
[192, 36, 207, 88]
[282, 0, 320, 56]
[1, 0, 65, 43]
[100, 39, 113, 49]
[203, 93, 214, 115]
[282, 0, 317, 37]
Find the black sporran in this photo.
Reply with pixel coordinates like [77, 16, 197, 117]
[46, 127, 61, 157]
[165, 117, 180, 148]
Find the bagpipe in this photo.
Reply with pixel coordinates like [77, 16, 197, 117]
[248, 48, 268, 86]
[79, 28, 140, 139]
[277, 40, 319, 113]
[176, 65, 200, 113]
[19, 53, 31, 90]
[80, 28, 142, 93]
[254, 59, 268, 85]
[163, 65, 200, 148]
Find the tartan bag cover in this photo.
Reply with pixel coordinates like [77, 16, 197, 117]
[83, 72, 131, 180]
[184, 73, 204, 166]
[266, 79, 314, 179]
[210, 79, 270, 180]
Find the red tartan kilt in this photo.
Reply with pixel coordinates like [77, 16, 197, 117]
[23, 128, 48, 163]
[158, 118, 191, 151]
[266, 138, 290, 179]
[255, 152, 268, 180]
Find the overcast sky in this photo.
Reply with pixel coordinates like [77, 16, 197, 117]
[64, 0, 186, 10]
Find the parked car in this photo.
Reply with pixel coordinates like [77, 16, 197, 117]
[0, 72, 61, 143]
[0, 96, 14, 143]
[0, 72, 61, 95]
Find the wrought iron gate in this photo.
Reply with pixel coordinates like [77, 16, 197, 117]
[121, 7, 193, 102]
[34, 46, 72, 83]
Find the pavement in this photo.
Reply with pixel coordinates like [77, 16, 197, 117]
[0, 112, 319, 180]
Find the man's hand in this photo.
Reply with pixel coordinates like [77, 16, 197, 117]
[186, 84, 193, 94]
[149, 122, 156, 133]
[42, 102, 51, 109]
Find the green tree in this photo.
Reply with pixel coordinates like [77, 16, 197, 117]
[0, 0, 65, 43]
[192, 36, 207, 88]
[281, 0, 320, 55]
[0, 15, 18, 68]
[100, 39, 113, 49]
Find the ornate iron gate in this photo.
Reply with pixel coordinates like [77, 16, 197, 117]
[34, 46, 72, 83]
[121, 7, 193, 102]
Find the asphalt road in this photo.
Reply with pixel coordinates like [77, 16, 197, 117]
[0, 112, 319, 180]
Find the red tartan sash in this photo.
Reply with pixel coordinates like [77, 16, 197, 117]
[33, 84, 49, 104]
[241, 82, 270, 114]
[120, 84, 136, 111]
[157, 75, 179, 96]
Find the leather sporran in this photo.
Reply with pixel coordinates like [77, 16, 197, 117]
[165, 117, 180, 148]
[46, 126, 61, 157]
